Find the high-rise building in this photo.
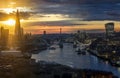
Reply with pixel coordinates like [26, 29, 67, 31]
[105, 22, 114, 38]
[0, 27, 9, 48]
[0, 27, 9, 40]
[14, 10, 24, 42]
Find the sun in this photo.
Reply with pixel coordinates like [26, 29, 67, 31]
[4, 19, 15, 26]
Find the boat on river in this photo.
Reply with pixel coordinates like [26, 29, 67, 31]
[76, 48, 86, 55]
[49, 47, 56, 50]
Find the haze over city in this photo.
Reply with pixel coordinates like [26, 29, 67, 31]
[0, 0, 120, 78]
[0, 0, 120, 34]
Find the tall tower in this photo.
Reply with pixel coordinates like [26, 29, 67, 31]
[43, 30, 46, 35]
[15, 10, 21, 36]
[60, 28, 62, 35]
[105, 22, 114, 38]
[14, 10, 23, 45]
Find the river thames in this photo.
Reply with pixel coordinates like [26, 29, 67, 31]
[32, 43, 120, 77]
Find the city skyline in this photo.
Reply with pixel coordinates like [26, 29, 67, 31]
[0, 1, 120, 78]
[0, 0, 120, 34]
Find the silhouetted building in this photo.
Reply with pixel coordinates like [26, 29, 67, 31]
[105, 22, 114, 38]
[60, 28, 62, 35]
[14, 10, 24, 46]
[43, 30, 46, 35]
[0, 27, 9, 41]
[75, 30, 87, 42]
[0, 27, 9, 49]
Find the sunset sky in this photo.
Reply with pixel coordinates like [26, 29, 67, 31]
[0, 0, 120, 34]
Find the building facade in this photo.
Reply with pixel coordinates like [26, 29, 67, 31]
[0, 27, 9, 49]
[14, 10, 24, 46]
[105, 22, 114, 38]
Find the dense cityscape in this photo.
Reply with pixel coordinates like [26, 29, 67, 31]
[1, 0, 120, 78]
[0, 9, 119, 78]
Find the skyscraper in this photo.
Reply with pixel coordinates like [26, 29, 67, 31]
[0, 27, 9, 48]
[14, 10, 24, 46]
[105, 22, 114, 38]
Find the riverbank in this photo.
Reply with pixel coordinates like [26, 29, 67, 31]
[27, 46, 48, 54]
[87, 49, 120, 67]
[0, 52, 117, 78]
[0, 55, 36, 78]
[32, 43, 120, 78]
[32, 61, 118, 78]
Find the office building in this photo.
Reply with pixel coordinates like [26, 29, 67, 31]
[0, 27, 9, 48]
[14, 10, 24, 46]
[105, 22, 114, 38]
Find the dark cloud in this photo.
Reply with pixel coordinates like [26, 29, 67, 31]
[23, 20, 87, 26]
[1, 0, 120, 26]
[106, 11, 120, 17]
[29, 0, 120, 4]
[0, 11, 31, 21]
[31, 3, 120, 21]
[19, 12, 32, 20]
[1, 0, 119, 21]
[81, 4, 120, 21]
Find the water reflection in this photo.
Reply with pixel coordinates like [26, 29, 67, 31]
[32, 43, 120, 77]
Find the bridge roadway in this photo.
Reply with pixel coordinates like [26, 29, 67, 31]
[32, 43, 120, 78]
